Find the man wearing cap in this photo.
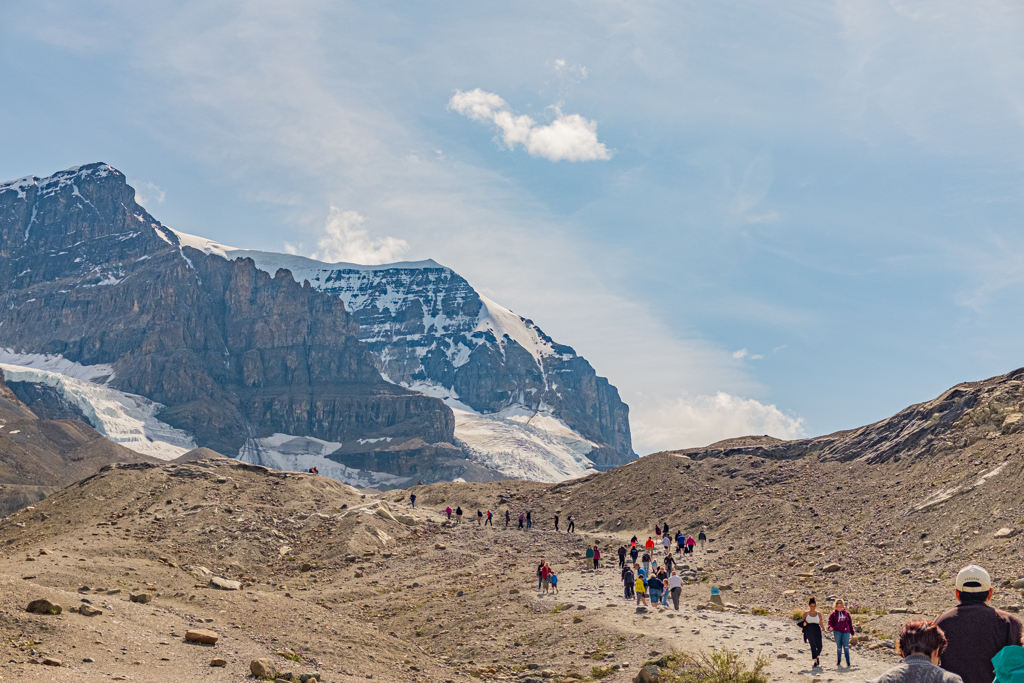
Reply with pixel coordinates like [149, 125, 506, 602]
[935, 565, 1022, 683]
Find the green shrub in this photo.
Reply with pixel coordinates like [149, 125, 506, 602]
[592, 666, 615, 679]
[751, 608, 769, 616]
[791, 610, 804, 621]
[652, 649, 770, 683]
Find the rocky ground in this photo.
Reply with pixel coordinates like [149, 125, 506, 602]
[1, 419, 1022, 683]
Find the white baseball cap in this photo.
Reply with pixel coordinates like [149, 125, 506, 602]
[955, 565, 992, 593]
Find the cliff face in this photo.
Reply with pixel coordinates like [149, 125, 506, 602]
[0, 164, 455, 457]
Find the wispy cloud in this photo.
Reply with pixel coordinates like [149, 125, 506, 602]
[448, 88, 612, 162]
[134, 181, 165, 207]
[288, 208, 409, 265]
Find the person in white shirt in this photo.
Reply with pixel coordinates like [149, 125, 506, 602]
[667, 571, 684, 610]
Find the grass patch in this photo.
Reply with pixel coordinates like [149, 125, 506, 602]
[751, 608, 769, 616]
[791, 610, 804, 621]
[647, 649, 771, 683]
[550, 604, 570, 614]
[874, 609, 888, 616]
[592, 666, 616, 679]
[589, 652, 607, 661]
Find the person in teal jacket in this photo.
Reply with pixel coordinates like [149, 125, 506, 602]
[993, 646, 1024, 683]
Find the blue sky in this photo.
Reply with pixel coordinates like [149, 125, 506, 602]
[3, 1, 1024, 453]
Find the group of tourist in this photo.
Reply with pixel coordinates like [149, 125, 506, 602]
[430, 500, 580, 534]
[800, 564, 1023, 683]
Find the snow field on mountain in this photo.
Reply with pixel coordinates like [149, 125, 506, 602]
[0, 361, 195, 460]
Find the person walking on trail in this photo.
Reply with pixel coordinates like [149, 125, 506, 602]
[550, 571, 559, 594]
[663, 553, 675, 574]
[662, 521, 670, 537]
[622, 563, 635, 599]
[645, 537, 655, 552]
[630, 535, 638, 547]
[455, 506, 463, 524]
[828, 598, 855, 668]
[526, 510, 532, 530]
[505, 510, 511, 528]
[641, 551, 651, 576]
[676, 532, 685, 554]
[445, 506, 452, 520]
[935, 565, 1023, 683]
[409, 493, 416, 508]
[566, 515, 575, 533]
[541, 562, 552, 593]
[685, 535, 696, 555]
[485, 510, 493, 527]
[592, 546, 601, 570]
[799, 597, 824, 669]
[698, 529, 707, 551]
[667, 571, 683, 610]
[869, 620, 963, 683]
[635, 573, 648, 607]
[518, 512, 525, 529]
[655, 523, 661, 537]
[647, 572, 664, 609]
[586, 545, 595, 566]
[629, 545, 639, 565]
[618, 545, 627, 568]
[477, 509, 483, 526]
[554, 513, 560, 532]
[662, 534, 671, 553]
[537, 560, 545, 590]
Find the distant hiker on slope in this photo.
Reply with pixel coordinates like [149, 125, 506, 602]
[455, 506, 463, 524]
[618, 545, 627, 568]
[799, 596, 824, 669]
[698, 529, 707, 551]
[477, 509, 483, 526]
[445, 506, 452, 520]
[645, 536, 655, 552]
[485, 510, 493, 526]
[685, 535, 696, 555]
[641, 551, 651, 576]
[537, 560, 545, 591]
[655, 523, 661, 537]
[518, 512, 525, 529]
[566, 515, 575, 533]
[630, 535, 638, 547]
[676, 532, 685, 554]
[662, 534, 671, 553]
[554, 513, 559, 532]
[629, 545, 639, 565]
[505, 510, 511, 528]
[622, 563, 635, 599]
[593, 546, 601, 570]
[935, 565, 1023, 683]
[549, 570, 559, 594]
[586, 545, 594, 566]
[869, 620, 962, 683]
[526, 510, 532, 530]
[667, 571, 683, 610]
[541, 562, 552, 593]
[409, 493, 416, 508]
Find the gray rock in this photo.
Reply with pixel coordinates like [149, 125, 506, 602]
[210, 576, 241, 590]
[994, 528, 1019, 539]
[78, 605, 103, 617]
[130, 592, 153, 604]
[822, 563, 842, 573]
[251, 658, 279, 680]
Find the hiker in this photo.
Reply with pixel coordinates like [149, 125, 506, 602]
[641, 551, 651, 576]
[661, 534, 671, 553]
[935, 565, 1023, 683]
[645, 536, 655, 552]
[477, 509, 483, 526]
[618, 545, 627, 568]
[526, 510, 532, 530]
[554, 513, 560, 532]
[485, 510, 493, 526]
[630, 535, 638, 547]
[667, 571, 683, 610]
[828, 598, 855, 668]
[648, 571, 664, 609]
[593, 546, 601, 570]
[622, 563, 635, 599]
[869, 620, 962, 683]
[663, 553, 675, 573]
[550, 570, 559, 594]
[685, 535, 696, 555]
[655, 523, 661, 537]
[541, 562, 552, 593]
[629, 544, 639, 565]
[799, 597, 824, 669]
[635, 572, 648, 607]
[586, 545, 595, 566]
[537, 560, 545, 590]
[445, 506, 452, 520]
[676, 532, 685, 554]
[409, 493, 416, 508]
[455, 506, 463, 524]
[566, 515, 575, 533]
[505, 509, 511, 527]
[662, 521, 670, 537]
[657, 568, 670, 607]
[518, 512, 525, 529]
[698, 529, 707, 551]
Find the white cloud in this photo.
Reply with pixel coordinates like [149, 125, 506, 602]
[552, 59, 588, 81]
[732, 348, 748, 359]
[631, 392, 807, 454]
[307, 208, 409, 265]
[448, 88, 612, 162]
[134, 181, 165, 207]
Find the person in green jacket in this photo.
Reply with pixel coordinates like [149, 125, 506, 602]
[993, 646, 1024, 683]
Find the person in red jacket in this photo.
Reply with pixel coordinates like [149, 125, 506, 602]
[645, 537, 655, 551]
[828, 598, 855, 668]
[592, 546, 601, 570]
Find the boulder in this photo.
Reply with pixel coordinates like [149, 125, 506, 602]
[26, 599, 61, 614]
[186, 629, 219, 645]
[635, 664, 661, 683]
[251, 658, 279, 680]
[78, 605, 103, 617]
[211, 658, 228, 667]
[210, 576, 242, 590]
[42, 657, 62, 666]
[130, 592, 153, 604]
[994, 528, 1019, 539]
[1012, 579, 1024, 589]
[822, 563, 842, 573]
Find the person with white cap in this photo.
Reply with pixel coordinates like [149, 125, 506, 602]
[934, 564, 1022, 683]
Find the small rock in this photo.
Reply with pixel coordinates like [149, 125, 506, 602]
[83, 657, 95, 663]
[900, 569, 912, 575]
[186, 629, 219, 645]
[42, 657, 62, 667]
[994, 528, 1019, 539]
[130, 593, 153, 604]
[79, 605, 103, 617]
[251, 658, 279, 679]
[38, 548, 52, 556]
[435, 543, 447, 550]
[211, 658, 228, 667]
[26, 599, 62, 615]
[822, 563, 842, 573]
[1011, 579, 1024, 589]
[78, 586, 91, 593]
[300, 563, 313, 572]
[528, 663, 541, 670]
[209, 576, 242, 591]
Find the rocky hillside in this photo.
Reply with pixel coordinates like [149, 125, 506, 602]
[0, 164, 466, 486]
[0, 368, 153, 515]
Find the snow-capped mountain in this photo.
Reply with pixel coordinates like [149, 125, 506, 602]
[173, 230, 635, 479]
[0, 163, 633, 487]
